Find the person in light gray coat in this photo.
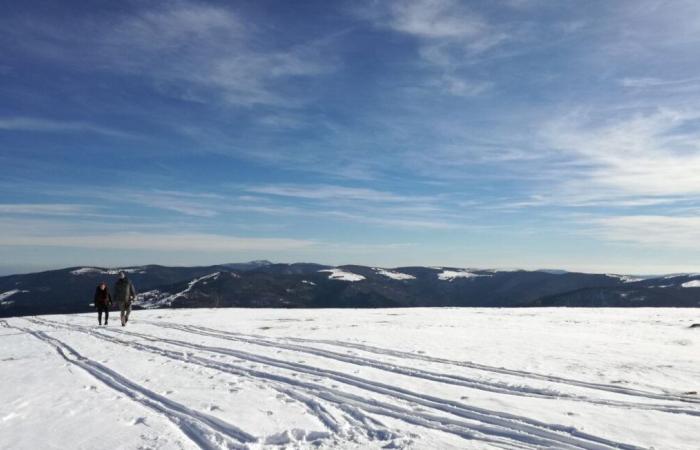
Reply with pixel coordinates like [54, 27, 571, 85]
[114, 272, 136, 326]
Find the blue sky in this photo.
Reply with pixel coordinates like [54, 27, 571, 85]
[2, 0, 700, 275]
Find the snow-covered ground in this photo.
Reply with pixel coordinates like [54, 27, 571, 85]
[1, 308, 699, 450]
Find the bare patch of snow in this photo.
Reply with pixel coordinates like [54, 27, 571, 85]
[71, 267, 143, 276]
[607, 274, 647, 283]
[372, 268, 415, 280]
[0, 289, 28, 303]
[301, 280, 316, 286]
[437, 270, 490, 281]
[136, 272, 220, 309]
[135, 290, 171, 309]
[681, 280, 700, 288]
[319, 269, 365, 282]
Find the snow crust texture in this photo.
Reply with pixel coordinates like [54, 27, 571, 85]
[1, 308, 699, 450]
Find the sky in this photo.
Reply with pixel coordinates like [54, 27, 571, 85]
[2, 0, 700, 275]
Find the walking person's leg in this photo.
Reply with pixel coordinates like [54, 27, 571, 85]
[98, 308, 103, 325]
[104, 308, 109, 325]
[124, 302, 131, 325]
[120, 302, 126, 326]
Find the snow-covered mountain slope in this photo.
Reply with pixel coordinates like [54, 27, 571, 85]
[319, 268, 365, 282]
[372, 268, 416, 280]
[437, 270, 490, 281]
[2, 308, 698, 449]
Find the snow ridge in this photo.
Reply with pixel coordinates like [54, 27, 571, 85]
[319, 269, 365, 282]
[137, 272, 220, 309]
[0, 289, 28, 303]
[606, 274, 647, 283]
[681, 280, 700, 288]
[71, 267, 142, 276]
[437, 270, 491, 281]
[373, 268, 415, 280]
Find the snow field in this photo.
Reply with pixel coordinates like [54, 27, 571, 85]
[1, 308, 699, 449]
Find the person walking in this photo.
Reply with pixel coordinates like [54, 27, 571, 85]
[93, 282, 112, 326]
[114, 271, 136, 326]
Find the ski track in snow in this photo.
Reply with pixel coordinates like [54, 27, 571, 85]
[1, 320, 256, 450]
[23, 316, 654, 450]
[144, 321, 700, 416]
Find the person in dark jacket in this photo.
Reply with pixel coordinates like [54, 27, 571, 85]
[114, 272, 136, 326]
[94, 282, 112, 326]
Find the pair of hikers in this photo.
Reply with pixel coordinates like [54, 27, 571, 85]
[93, 272, 136, 326]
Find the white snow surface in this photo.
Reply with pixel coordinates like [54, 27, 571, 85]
[319, 268, 365, 282]
[373, 268, 416, 280]
[681, 280, 700, 288]
[1, 308, 699, 450]
[71, 267, 143, 275]
[437, 270, 490, 281]
[0, 289, 27, 303]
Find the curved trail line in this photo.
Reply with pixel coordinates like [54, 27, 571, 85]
[20, 318, 408, 448]
[149, 321, 700, 417]
[4, 321, 256, 450]
[157, 320, 699, 406]
[33, 317, 644, 450]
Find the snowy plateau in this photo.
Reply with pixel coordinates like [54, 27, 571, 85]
[1, 308, 698, 450]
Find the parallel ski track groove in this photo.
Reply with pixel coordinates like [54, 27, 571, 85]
[30, 317, 644, 450]
[2, 320, 256, 450]
[148, 321, 700, 417]
[161, 321, 700, 406]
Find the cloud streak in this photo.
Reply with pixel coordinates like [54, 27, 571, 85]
[4, 2, 336, 107]
[0, 231, 315, 252]
[0, 117, 131, 137]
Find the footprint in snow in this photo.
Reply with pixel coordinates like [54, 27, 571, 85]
[130, 417, 147, 426]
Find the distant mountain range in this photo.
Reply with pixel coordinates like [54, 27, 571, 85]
[1, 261, 699, 317]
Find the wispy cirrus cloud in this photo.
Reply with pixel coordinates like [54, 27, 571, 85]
[0, 117, 132, 137]
[0, 231, 315, 252]
[4, 2, 336, 107]
[542, 108, 700, 200]
[357, 0, 507, 96]
[588, 215, 700, 250]
[245, 184, 432, 203]
[0, 203, 90, 215]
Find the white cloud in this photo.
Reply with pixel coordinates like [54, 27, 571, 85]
[245, 184, 430, 203]
[383, 0, 488, 40]
[0, 231, 315, 252]
[359, 0, 505, 96]
[542, 108, 700, 200]
[6, 2, 335, 107]
[0, 204, 90, 215]
[590, 215, 700, 250]
[0, 117, 131, 137]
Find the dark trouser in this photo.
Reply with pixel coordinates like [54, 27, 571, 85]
[120, 301, 132, 325]
[97, 305, 109, 325]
